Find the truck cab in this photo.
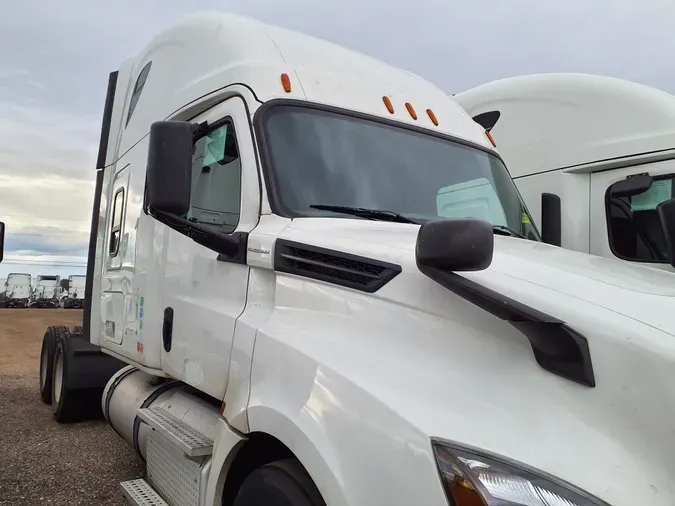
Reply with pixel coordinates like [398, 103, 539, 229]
[32, 274, 62, 308]
[62, 274, 86, 309]
[4, 14, 675, 506]
[3, 272, 32, 308]
[454, 73, 675, 273]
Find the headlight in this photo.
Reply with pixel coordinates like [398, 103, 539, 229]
[432, 439, 610, 506]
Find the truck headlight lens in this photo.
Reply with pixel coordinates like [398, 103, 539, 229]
[432, 440, 610, 506]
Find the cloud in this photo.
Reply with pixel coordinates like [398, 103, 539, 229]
[2, 0, 675, 271]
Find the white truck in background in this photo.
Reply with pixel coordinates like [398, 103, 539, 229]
[1, 12, 675, 506]
[32, 274, 62, 308]
[62, 274, 86, 309]
[3, 272, 32, 308]
[454, 73, 675, 273]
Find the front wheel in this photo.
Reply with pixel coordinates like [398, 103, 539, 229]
[232, 459, 326, 506]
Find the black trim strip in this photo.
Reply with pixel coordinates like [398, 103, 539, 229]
[84, 70, 118, 343]
[418, 265, 595, 387]
[274, 239, 402, 293]
[132, 380, 181, 459]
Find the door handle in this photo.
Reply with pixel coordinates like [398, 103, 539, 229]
[162, 307, 174, 352]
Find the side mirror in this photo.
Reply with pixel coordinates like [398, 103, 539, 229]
[146, 121, 194, 216]
[609, 174, 653, 198]
[657, 198, 675, 268]
[416, 218, 494, 272]
[0, 221, 5, 263]
[540, 193, 562, 247]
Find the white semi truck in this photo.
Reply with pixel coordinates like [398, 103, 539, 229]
[62, 274, 86, 309]
[454, 73, 675, 273]
[1, 12, 675, 506]
[3, 272, 32, 308]
[32, 274, 62, 308]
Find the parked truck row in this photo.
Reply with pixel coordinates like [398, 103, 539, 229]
[0, 10, 674, 506]
[2, 273, 86, 308]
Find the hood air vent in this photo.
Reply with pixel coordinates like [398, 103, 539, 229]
[274, 239, 402, 293]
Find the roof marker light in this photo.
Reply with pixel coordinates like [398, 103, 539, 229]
[382, 96, 394, 114]
[426, 109, 439, 126]
[485, 130, 497, 147]
[281, 73, 292, 93]
[405, 102, 417, 120]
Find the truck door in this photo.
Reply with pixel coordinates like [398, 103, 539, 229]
[158, 96, 260, 400]
[590, 161, 675, 272]
[101, 166, 131, 345]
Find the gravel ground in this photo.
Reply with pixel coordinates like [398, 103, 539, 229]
[0, 309, 144, 505]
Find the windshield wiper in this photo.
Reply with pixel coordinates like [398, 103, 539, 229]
[492, 225, 525, 239]
[310, 205, 420, 224]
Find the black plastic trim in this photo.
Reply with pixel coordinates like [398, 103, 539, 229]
[216, 231, 249, 264]
[274, 239, 402, 293]
[418, 265, 595, 387]
[604, 172, 675, 265]
[253, 99, 510, 219]
[84, 70, 118, 343]
[472, 110, 501, 132]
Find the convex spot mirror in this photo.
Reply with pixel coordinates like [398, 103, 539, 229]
[416, 218, 494, 272]
[146, 120, 195, 217]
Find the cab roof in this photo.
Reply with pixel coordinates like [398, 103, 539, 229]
[119, 11, 490, 153]
[453, 73, 675, 178]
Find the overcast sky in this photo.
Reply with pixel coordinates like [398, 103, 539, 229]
[1, 0, 674, 280]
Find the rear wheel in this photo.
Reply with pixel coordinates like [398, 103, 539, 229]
[231, 459, 326, 506]
[39, 326, 68, 404]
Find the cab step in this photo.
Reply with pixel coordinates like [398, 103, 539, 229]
[137, 406, 214, 457]
[120, 478, 169, 506]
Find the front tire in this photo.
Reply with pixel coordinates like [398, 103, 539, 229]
[232, 459, 326, 506]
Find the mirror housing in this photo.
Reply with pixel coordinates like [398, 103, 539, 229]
[540, 193, 562, 247]
[416, 218, 494, 272]
[0, 221, 4, 263]
[146, 121, 194, 216]
[657, 198, 675, 268]
[609, 174, 653, 198]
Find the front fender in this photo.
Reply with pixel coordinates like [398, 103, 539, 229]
[247, 310, 449, 506]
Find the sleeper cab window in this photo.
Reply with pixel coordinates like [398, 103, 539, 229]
[109, 188, 125, 257]
[606, 174, 675, 263]
[187, 119, 242, 234]
[126, 61, 152, 127]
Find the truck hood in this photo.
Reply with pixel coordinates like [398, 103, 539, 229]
[277, 218, 675, 505]
[285, 218, 675, 335]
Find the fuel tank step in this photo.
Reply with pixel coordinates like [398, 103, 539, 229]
[137, 406, 214, 457]
[120, 478, 169, 506]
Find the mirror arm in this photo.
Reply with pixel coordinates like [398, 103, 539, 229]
[150, 207, 245, 260]
[191, 121, 209, 142]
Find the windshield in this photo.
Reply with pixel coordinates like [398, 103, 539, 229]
[259, 104, 540, 240]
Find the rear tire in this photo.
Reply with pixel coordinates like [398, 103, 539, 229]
[39, 326, 68, 404]
[232, 459, 326, 506]
[51, 333, 102, 423]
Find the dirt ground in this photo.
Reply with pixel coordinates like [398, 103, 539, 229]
[0, 309, 144, 505]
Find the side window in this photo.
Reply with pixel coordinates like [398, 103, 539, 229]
[109, 189, 125, 257]
[606, 175, 675, 263]
[126, 61, 152, 127]
[187, 119, 241, 234]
